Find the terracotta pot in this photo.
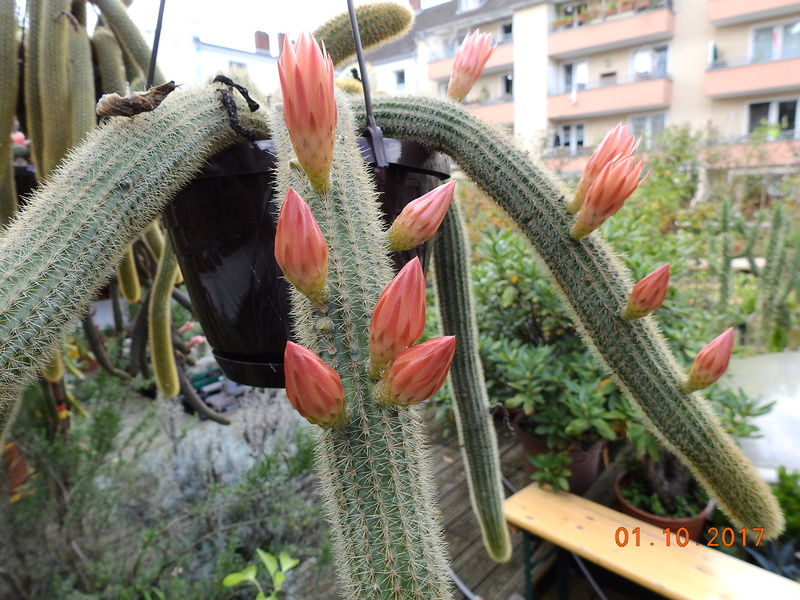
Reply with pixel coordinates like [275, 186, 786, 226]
[511, 420, 604, 495]
[163, 137, 449, 388]
[614, 471, 715, 542]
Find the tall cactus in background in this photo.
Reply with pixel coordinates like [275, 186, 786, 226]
[717, 195, 733, 311]
[366, 94, 784, 539]
[0, 0, 18, 226]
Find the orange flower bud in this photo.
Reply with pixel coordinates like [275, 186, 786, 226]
[568, 124, 638, 214]
[447, 30, 494, 102]
[284, 341, 346, 428]
[278, 32, 337, 193]
[683, 328, 735, 393]
[387, 181, 456, 251]
[368, 257, 426, 374]
[622, 264, 670, 320]
[375, 336, 456, 407]
[275, 188, 329, 305]
[571, 155, 648, 239]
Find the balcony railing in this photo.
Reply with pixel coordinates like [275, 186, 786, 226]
[708, 0, 800, 27]
[709, 49, 800, 70]
[549, 0, 672, 34]
[549, 71, 668, 96]
[428, 36, 512, 64]
[705, 54, 800, 98]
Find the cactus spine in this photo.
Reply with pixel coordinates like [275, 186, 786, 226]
[0, 0, 18, 226]
[0, 85, 270, 443]
[313, 2, 414, 68]
[270, 95, 452, 598]
[433, 200, 511, 562]
[367, 95, 784, 539]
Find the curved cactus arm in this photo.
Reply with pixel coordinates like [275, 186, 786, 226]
[433, 201, 511, 562]
[270, 93, 453, 599]
[0, 85, 270, 444]
[367, 95, 784, 539]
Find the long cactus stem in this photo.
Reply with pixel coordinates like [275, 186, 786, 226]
[433, 201, 511, 562]
[148, 235, 179, 397]
[718, 196, 732, 311]
[0, 0, 18, 227]
[0, 85, 270, 443]
[270, 96, 452, 599]
[367, 95, 784, 539]
[758, 205, 786, 347]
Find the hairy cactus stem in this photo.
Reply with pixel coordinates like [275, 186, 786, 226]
[364, 95, 784, 539]
[270, 93, 452, 598]
[0, 84, 270, 444]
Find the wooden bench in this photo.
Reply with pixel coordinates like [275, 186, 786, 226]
[504, 483, 800, 600]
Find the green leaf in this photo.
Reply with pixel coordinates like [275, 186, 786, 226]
[279, 552, 300, 573]
[221, 565, 257, 587]
[273, 570, 286, 591]
[500, 285, 517, 307]
[257, 548, 279, 578]
[255, 593, 267, 600]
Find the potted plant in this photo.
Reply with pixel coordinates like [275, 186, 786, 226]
[551, 16, 574, 30]
[472, 226, 628, 494]
[605, 2, 618, 16]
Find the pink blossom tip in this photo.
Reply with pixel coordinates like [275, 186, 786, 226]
[377, 336, 456, 407]
[387, 181, 456, 251]
[275, 188, 329, 305]
[447, 30, 494, 102]
[571, 155, 647, 239]
[284, 341, 346, 428]
[622, 264, 670, 320]
[368, 257, 427, 374]
[278, 32, 337, 193]
[684, 328, 735, 393]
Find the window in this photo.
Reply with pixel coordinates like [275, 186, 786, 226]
[502, 73, 513, 96]
[629, 113, 666, 146]
[632, 45, 668, 79]
[395, 69, 406, 91]
[752, 20, 800, 62]
[228, 61, 247, 71]
[562, 60, 588, 93]
[555, 122, 585, 154]
[459, 0, 481, 10]
[500, 22, 513, 43]
[748, 99, 798, 138]
[599, 71, 618, 87]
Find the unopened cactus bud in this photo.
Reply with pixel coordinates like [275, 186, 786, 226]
[278, 32, 337, 193]
[622, 263, 670, 320]
[284, 341, 346, 428]
[375, 336, 456, 407]
[387, 181, 456, 251]
[568, 123, 638, 214]
[683, 328, 735, 393]
[368, 257, 426, 375]
[275, 188, 330, 305]
[571, 154, 647, 239]
[447, 30, 494, 102]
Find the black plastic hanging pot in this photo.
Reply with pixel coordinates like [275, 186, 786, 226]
[163, 136, 449, 388]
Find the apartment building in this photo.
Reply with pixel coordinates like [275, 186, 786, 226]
[367, 0, 800, 176]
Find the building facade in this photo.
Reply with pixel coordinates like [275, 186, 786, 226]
[368, 0, 800, 176]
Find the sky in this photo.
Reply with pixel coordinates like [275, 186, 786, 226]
[127, 0, 450, 51]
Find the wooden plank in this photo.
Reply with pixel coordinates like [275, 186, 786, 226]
[504, 484, 800, 600]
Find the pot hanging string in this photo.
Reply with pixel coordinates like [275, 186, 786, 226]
[346, 0, 388, 168]
[146, 0, 168, 88]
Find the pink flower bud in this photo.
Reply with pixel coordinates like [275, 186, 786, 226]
[568, 124, 638, 214]
[447, 30, 494, 102]
[275, 188, 329, 305]
[11, 131, 26, 146]
[683, 328, 735, 393]
[387, 181, 456, 251]
[278, 32, 337, 193]
[376, 336, 456, 406]
[177, 321, 196, 333]
[284, 341, 346, 428]
[571, 155, 648, 239]
[622, 264, 670, 320]
[368, 257, 426, 373]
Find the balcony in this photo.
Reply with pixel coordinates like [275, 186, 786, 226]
[708, 0, 800, 26]
[706, 56, 800, 99]
[548, 76, 672, 120]
[428, 40, 513, 81]
[465, 97, 514, 126]
[548, 3, 674, 60]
